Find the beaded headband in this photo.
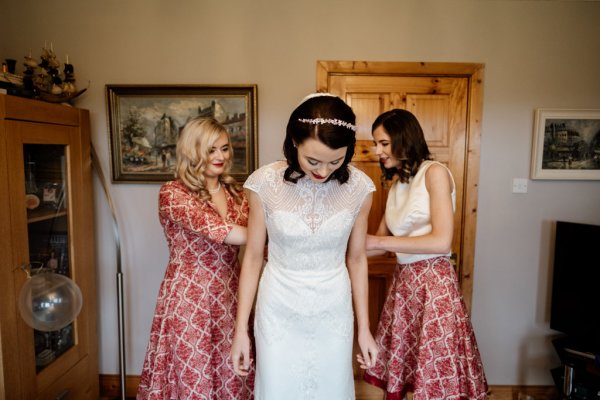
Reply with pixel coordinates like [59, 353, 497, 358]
[298, 117, 356, 132]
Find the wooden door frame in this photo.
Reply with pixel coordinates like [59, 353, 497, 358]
[317, 60, 484, 312]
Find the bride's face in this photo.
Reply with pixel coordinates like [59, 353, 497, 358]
[296, 137, 347, 182]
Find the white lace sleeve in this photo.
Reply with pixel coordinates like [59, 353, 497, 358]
[243, 161, 285, 199]
[349, 165, 376, 204]
[243, 167, 263, 194]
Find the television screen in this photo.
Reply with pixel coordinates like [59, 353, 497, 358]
[550, 221, 600, 352]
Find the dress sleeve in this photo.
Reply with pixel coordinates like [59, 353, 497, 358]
[243, 167, 263, 194]
[352, 166, 376, 202]
[232, 189, 250, 226]
[159, 181, 232, 244]
[363, 173, 376, 195]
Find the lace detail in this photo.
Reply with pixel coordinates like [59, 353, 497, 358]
[245, 161, 374, 234]
[245, 161, 374, 399]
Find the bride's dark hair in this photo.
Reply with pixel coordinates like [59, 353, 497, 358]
[283, 94, 356, 184]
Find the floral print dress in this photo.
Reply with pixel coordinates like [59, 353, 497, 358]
[137, 180, 254, 400]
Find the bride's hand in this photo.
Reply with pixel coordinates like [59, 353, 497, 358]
[356, 330, 379, 370]
[231, 330, 252, 376]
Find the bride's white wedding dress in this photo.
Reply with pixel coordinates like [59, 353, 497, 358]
[244, 161, 375, 400]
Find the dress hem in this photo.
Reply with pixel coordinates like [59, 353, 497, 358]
[363, 372, 410, 400]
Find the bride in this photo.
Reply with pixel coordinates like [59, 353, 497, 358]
[231, 93, 378, 399]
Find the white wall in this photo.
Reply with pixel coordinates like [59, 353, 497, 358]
[2, 0, 599, 386]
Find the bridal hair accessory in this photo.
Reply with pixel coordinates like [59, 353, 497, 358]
[298, 117, 357, 132]
[298, 92, 337, 105]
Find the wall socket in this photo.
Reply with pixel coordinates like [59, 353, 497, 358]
[512, 178, 528, 193]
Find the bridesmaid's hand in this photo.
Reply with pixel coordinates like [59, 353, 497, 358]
[356, 330, 379, 370]
[366, 234, 379, 252]
[366, 234, 388, 257]
[231, 330, 253, 376]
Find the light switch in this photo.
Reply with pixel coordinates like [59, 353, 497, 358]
[512, 178, 528, 193]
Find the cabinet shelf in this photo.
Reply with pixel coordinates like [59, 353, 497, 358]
[27, 208, 67, 223]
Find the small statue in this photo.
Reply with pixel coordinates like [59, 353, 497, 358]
[38, 45, 62, 95]
[13, 44, 86, 103]
[61, 57, 77, 95]
[21, 53, 38, 97]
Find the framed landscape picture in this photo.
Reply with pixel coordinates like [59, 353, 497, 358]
[106, 84, 258, 183]
[530, 109, 600, 180]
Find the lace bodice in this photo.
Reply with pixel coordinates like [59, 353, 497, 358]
[244, 161, 375, 272]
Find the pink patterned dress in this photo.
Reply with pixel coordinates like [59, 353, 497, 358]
[137, 180, 254, 400]
[364, 161, 488, 400]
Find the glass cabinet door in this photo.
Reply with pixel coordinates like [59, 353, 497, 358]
[22, 144, 76, 373]
[2, 96, 97, 399]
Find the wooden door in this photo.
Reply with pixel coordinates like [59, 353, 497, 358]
[317, 61, 484, 375]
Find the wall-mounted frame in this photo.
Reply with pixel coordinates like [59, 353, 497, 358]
[106, 84, 258, 183]
[531, 108, 600, 180]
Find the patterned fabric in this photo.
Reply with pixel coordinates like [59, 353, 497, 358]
[244, 161, 375, 400]
[137, 180, 254, 400]
[364, 257, 488, 400]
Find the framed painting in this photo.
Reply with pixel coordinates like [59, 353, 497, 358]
[530, 109, 600, 180]
[106, 84, 258, 182]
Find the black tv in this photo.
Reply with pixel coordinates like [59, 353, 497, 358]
[550, 221, 600, 353]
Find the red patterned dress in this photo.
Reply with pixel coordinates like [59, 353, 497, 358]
[137, 180, 254, 400]
[364, 161, 488, 400]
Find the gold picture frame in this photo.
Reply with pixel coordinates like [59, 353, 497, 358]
[106, 84, 258, 183]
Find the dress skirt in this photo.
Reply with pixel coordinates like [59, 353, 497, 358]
[364, 256, 488, 400]
[252, 264, 355, 400]
[136, 259, 255, 400]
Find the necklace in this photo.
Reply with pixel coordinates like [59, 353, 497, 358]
[208, 181, 221, 194]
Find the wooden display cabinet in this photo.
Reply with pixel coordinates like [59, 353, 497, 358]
[0, 94, 98, 399]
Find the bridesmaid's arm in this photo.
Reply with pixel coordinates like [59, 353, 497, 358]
[160, 183, 234, 243]
[222, 190, 249, 245]
[366, 214, 391, 257]
[223, 225, 247, 245]
[346, 193, 379, 369]
[231, 189, 266, 376]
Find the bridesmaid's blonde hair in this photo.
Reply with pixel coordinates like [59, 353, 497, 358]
[175, 117, 243, 202]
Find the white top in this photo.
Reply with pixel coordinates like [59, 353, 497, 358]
[385, 160, 456, 264]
